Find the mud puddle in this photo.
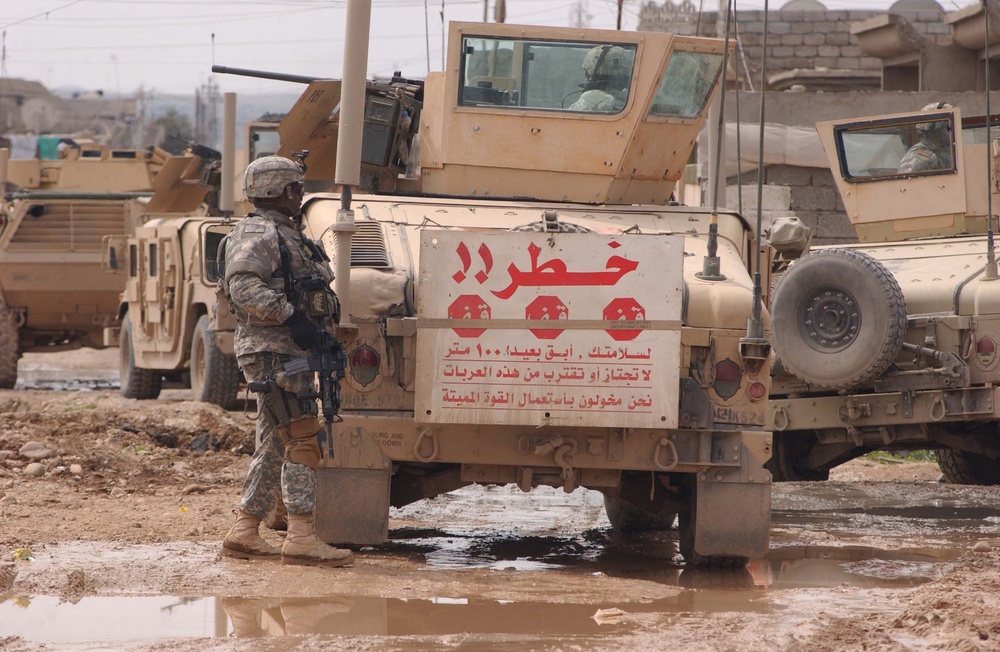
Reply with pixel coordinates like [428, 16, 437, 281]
[0, 534, 959, 648]
[772, 481, 1000, 546]
[14, 368, 119, 392]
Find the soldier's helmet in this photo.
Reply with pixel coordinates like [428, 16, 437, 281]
[916, 102, 953, 142]
[582, 45, 634, 83]
[243, 155, 304, 200]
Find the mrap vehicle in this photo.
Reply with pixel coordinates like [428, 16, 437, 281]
[0, 143, 208, 389]
[768, 104, 1000, 485]
[209, 20, 774, 565]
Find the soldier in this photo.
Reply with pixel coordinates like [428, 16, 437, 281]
[220, 155, 353, 567]
[568, 45, 634, 113]
[897, 102, 953, 174]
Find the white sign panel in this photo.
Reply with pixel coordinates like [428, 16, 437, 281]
[415, 231, 684, 429]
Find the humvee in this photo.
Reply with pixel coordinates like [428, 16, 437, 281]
[0, 143, 172, 388]
[106, 121, 279, 408]
[768, 105, 1000, 484]
[211, 20, 774, 564]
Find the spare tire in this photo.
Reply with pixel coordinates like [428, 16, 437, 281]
[771, 248, 906, 389]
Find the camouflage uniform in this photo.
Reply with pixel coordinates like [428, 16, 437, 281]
[223, 206, 337, 518]
[569, 89, 622, 112]
[569, 44, 632, 113]
[897, 143, 945, 174]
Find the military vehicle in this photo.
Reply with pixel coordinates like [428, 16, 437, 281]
[0, 142, 175, 388]
[767, 104, 1000, 484]
[211, 20, 774, 565]
[107, 115, 279, 409]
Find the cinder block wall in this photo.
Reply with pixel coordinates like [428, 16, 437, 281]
[643, 1, 963, 246]
[637, 3, 951, 79]
[727, 165, 855, 246]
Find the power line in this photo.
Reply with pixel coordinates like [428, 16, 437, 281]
[0, 0, 87, 30]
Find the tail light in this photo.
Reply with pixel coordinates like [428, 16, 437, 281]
[747, 381, 767, 401]
[713, 359, 742, 399]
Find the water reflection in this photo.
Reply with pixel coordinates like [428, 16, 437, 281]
[0, 541, 959, 645]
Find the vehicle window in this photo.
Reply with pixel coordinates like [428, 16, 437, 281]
[648, 50, 723, 119]
[129, 244, 138, 277]
[459, 37, 637, 114]
[149, 243, 158, 277]
[835, 115, 955, 181]
[961, 123, 1000, 144]
[250, 127, 280, 161]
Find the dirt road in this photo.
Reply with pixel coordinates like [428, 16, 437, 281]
[1, 349, 1000, 651]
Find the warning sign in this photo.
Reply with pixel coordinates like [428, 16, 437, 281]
[415, 231, 684, 429]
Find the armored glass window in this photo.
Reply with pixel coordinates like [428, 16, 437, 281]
[835, 115, 956, 181]
[648, 51, 723, 119]
[249, 126, 280, 162]
[458, 37, 636, 114]
[148, 243, 158, 277]
[129, 244, 138, 277]
[961, 120, 1000, 144]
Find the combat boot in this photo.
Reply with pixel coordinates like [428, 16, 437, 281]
[221, 510, 281, 558]
[281, 514, 354, 567]
[263, 500, 288, 532]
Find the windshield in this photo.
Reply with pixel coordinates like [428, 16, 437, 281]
[648, 50, 723, 119]
[249, 125, 280, 161]
[835, 114, 955, 181]
[459, 37, 637, 114]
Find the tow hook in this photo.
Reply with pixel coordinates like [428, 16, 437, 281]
[534, 436, 578, 492]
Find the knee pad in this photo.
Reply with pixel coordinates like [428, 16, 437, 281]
[278, 417, 322, 469]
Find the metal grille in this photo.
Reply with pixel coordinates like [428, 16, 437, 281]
[350, 220, 391, 268]
[8, 201, 126, 252]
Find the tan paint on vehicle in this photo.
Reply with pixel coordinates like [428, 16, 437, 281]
[768, 104, 1000, 484]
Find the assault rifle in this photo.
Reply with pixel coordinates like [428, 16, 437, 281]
[284, 331, 347, 452]
[248, 272, 346, 455]
[248, 334, 347, 456]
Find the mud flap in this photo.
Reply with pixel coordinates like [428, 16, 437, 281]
[691, 479, 770, 559]
[315, 467, 391, 545]
[314, 425, 392, 546]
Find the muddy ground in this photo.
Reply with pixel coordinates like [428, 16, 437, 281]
[1, 349, 1000, 651]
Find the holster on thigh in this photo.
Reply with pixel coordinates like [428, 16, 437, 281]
[277, 418, 322, 470]
[257, 375, 318, 430]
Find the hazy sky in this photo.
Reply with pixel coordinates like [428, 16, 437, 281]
[0, 0, 983, 96]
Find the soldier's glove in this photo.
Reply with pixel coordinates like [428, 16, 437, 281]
[284, 310, 321, 351]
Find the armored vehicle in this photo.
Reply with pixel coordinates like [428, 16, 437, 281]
[107, 122, 277, 409]
[213, 21, 774, 564]
[768, 105, 1000, 484]
[0, 143, 173, 388]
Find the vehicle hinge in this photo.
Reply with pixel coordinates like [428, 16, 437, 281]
[679, 377, 714, 429]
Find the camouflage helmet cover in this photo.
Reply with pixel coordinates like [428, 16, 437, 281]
[582, 45, 634, 80]
[242, 155, 304, 200]
[916, 101, 953, 140]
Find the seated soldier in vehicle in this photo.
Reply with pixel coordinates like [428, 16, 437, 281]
[569, 45, 634, 113]
[897, 102, 953, 174]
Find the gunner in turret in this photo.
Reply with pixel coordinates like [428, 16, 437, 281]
[569, 45, 634, 113]
[897, 102, 954, 174]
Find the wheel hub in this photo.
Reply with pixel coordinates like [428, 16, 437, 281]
[801, 287, 860, 352]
